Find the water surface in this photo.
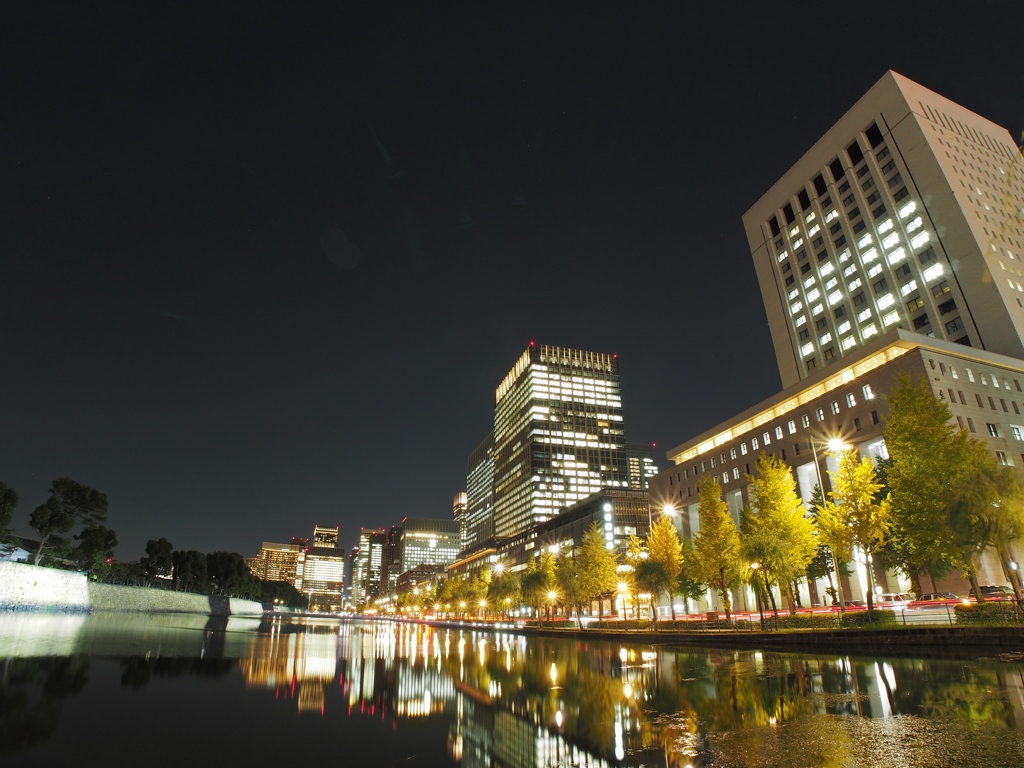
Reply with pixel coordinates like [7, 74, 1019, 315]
[2, 613, 1023, 767]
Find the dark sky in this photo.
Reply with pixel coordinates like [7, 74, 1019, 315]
[3, 2, 1023, 559]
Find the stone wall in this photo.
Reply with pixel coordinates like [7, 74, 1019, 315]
[0, 561, 263, 615]
[0, 561, 91, 612]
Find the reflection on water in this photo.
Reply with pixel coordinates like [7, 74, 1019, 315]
[2, 614, 1024, 766]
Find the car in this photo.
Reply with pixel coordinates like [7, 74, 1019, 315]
[908, 592, 966, 609]
[968, 585, 1015, 601]
[876, 593, 914, 610]
[829, 599, 867, 612]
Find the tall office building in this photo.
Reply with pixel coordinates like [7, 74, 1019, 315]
[465, 432, 495, 549]
[625, 442, 660, 490]
[452, 492, 468, 550]
[351, 528, 386, 605]
[493, 344, 627, 538]
[382, 524, 404, 595]
[313, 525, 339, 548]
[746, 71, 1024, 389]
[247, 541, 305, 589]
[304, 545, 345, 612]
[400, 517, 462, 574]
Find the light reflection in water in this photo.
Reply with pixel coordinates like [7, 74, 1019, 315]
[3, 615, 1024, 766]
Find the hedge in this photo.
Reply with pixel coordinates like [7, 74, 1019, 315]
[954, 601, 1023, 625]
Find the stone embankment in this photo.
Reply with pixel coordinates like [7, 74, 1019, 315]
[0, 561, 262, 615]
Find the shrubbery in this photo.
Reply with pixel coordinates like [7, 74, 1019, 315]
[839, 609, 897, 628]
[954, 601, 1022, 625]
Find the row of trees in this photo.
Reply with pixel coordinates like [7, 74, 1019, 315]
[687, 374, 1024, 619]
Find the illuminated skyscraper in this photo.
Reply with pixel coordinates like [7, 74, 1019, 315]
[452, 492, 468, 550]
[399, 517, 461, 573]
[747, 70, 1024, 388]
[248, 541, 305, 589]
[352, 528, 386, 605]
[625, 442, 660, 490]
[313, 525, 339, 548]
[493, 344, 627, 538]
[464, 432, 495, 549]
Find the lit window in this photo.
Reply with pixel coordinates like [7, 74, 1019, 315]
[863, 322, 878, 338]
[883, 310, 900, 326]
[762, 432, 770, 445]
[793, 237, 804, 249]
[858, 234, 873, 248]
[740, 443, 748, 455]
[820, 332, 832, 345]
[878, 218, 894, 233]
[950, 367, 957, 379]
[801, 414, 810, 428]
[775, 426, 784, 440]
[906, 216, 923, 232]
[887, 247, 906, 264]
[789, 288, 799, 300]
[900, 280, 918, 296]
[846, 393, 856, 407]
[787, 420, 796, 434]
[795, 315, 807, 327]
[821, 263, 835, 276]
[882, 232, 900, 249]
[1012, 426, 1023, 441]
[911, 231, 930, 248]
[807, 289, 821, 302]
[863, 384, 875, 400]
[805, 211, 816, 223]
[844, 264, 858, 277]
[838, 249, 851, 263]
[826, 277, 839, 290]
[838, 320, 852, 333]
[825, 210, 839, 223]
[789, 225, 800, 237]
[790, 301, 804, 314]
[878, 293, 895, 309]
[804, 276, 816, 288]
[752, 437, 759, 449]
[848, 278, 862, 291]
[998, 451, 1012, 466]
[857, 308, 872, 322]
[988, 423, 1000, 437]
[732, 467, 740, 479]
[868, 263, 883, 278]
[899, 201, 917, 219]
[828, 290, 843, 305]
[816, 408, 825, 421]
[831, 401, 840, 414]
[842, 336, 857, 350]
[808, 224, 821, 236]
[777, 250, 789, 263]
[862, 247, 879, 263]
[801, 342, 814, 357]
[966, 368, 975, 382]
[730, 447, 737, 459]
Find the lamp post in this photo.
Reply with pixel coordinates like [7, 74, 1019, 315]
[810, 435, 849, 613]
[750, 563, 765, 631]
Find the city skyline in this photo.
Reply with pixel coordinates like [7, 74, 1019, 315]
[2, 4, 1023, 558]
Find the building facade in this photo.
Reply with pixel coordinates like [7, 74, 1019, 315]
[452, 492, 468, 551]
[304, 545, 345, 612]
[351, 528, 386, 606]
[465, 432, 496, 549]
[493, 343, 628, 539]
[625, 442, 660, 490]
[248, 541, 305, 589]
[747, 71, 1024, 390]
[400, 517, 461, 574]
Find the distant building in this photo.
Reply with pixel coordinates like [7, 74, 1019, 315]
[465, 432, 495, 549]
[382, 525, 404, 595]
[313, 525, 339, 548]
[400, 517, 461, 574]
[452, 492, 468, 551]
[625, 442, 660, 490]
[493, 344, 628, 538]
[248, 541, 305, 589]
[395, 563, 446, 596]
[304, 545, 345, 611]
[352, 528, 386, 605]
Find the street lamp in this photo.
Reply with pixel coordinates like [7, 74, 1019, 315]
[810, 434, 850, 613]
[750, 563, 765, 630]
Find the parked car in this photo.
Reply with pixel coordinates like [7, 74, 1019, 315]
[908, 592, 966, 609]
[829, 600, 867, 612]
[968, 585, 1015, 601]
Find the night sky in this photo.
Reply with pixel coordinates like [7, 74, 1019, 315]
[4, 2, 1023, 559]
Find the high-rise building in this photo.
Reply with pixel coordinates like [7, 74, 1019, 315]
[746, 70, 1024, 390]
[247, 541, 305, 589]
[304, 545, 345, 612]
[493, 343, 627, 538]
[452, 492, 468, 550]
[314, 525, 339, 548]
[400, 517, 461, 574]
[625, 442, 659, 490]
[352, 528, 386, 605]
[465, 432, 495, 549]
[382, 525, 404, 595]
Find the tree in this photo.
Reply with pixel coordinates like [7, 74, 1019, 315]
[72, 524, 118, 576]
[675, 538, 706, 610]
[575, 522, 619, 620]
[172, 550, 207, 592]
[522, 550, 557, 621]
[205, 552, 259, 598]
[487, 570, 521, 617]
[743, 454, 817, 614]
[634, 557, 668, 625]
[29, 478, 110, 566]
[647, 516, 684, 620]
[555, 553, 582, 626]
[0, 481, 18, 547]
[812, 481, 853, 612]
[884, 374, 1006, 601]
[692, 475, 742, 619]
[823, 447, 892, 615]
[141, 538, 174, 580]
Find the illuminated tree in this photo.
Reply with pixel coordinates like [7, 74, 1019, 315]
[692, 475, 742, 619]
[575, 521, 619, 619]
[646, 516, 684, 619]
